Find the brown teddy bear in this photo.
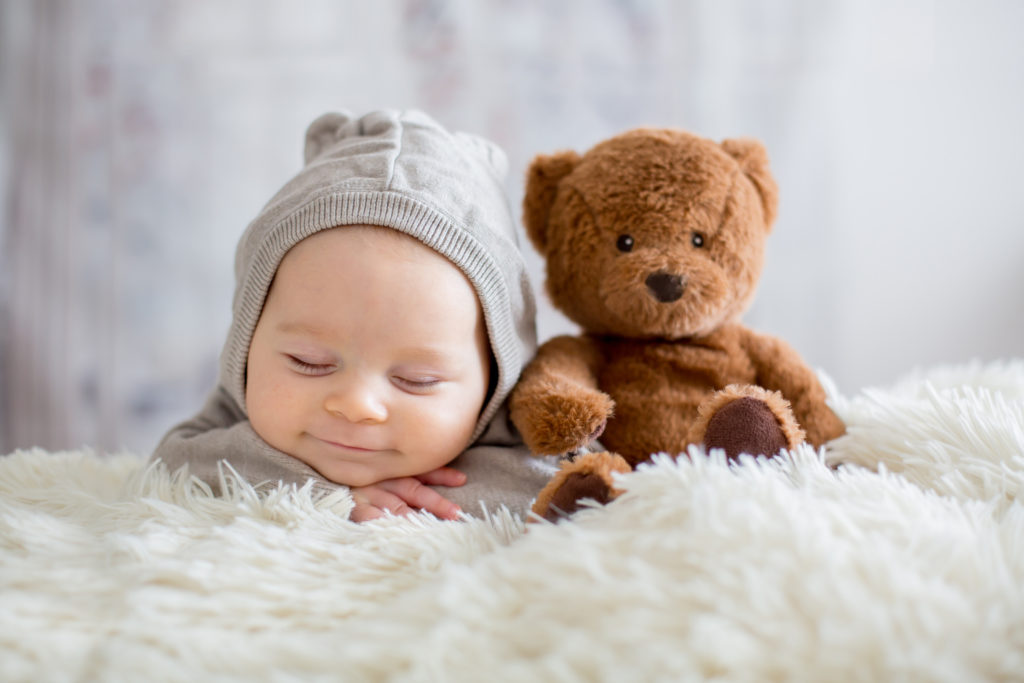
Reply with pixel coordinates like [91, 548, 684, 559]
[509, 127, 845, 521]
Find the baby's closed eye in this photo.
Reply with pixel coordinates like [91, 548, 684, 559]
[286, 355, 336, 376]
[392, 375, 443, 393]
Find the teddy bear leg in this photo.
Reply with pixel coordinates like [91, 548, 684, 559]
[531, 451, 632, 522]
[691, 385, 806, 460]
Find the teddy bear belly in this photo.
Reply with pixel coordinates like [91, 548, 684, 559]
[599, 388, 702, 465]
[598, 362, 755, 465]
[598, 401, 696, 464]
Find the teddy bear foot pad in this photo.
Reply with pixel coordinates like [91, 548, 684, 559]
[541, 472, 613, 521]
[531, 451, 632, 522]
[704, 396, 789, 460]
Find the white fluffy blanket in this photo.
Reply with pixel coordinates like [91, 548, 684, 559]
[3, 362, 1024, 682]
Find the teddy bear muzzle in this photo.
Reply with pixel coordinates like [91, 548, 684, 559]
[645, 270, 686, 303]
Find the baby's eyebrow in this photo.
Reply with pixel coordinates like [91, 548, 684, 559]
[275, 321, 330, 338]
[395, 347, 459, 367]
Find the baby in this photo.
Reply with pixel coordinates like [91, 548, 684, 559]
[151, 109, 553, 521]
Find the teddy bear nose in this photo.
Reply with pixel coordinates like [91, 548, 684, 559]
[645, 270, 685, 303]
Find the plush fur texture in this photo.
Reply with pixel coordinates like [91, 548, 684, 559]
[2, 361, 1023, 681]
[509, 128, 845, 517]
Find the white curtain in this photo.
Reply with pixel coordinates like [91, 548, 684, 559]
[2, 0, 1023, 454]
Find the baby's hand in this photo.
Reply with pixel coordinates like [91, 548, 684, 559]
[349, 467, 466, 522]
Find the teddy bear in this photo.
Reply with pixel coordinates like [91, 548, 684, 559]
[509, 127, 846, 521]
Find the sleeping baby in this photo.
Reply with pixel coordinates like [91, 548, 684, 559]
[150, 109, 553, 521]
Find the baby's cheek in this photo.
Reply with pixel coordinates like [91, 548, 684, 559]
[434, 396, 482, 452]
[246, 391, 277, 443]
[248, 376, 300, 444]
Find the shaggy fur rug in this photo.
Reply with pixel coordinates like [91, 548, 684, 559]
[2, 361, 1024, 682]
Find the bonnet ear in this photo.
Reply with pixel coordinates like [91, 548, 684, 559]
[721, 137, 779, 229]
[522, 150, 582, 254]
[303, 112, 355, 165]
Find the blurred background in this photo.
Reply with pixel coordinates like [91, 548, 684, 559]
[1, 0, 1022, 455]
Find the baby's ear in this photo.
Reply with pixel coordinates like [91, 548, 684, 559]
[721, 138, 779, 229]
[304, 112, 355, 165]
[522, 150, 581, 254]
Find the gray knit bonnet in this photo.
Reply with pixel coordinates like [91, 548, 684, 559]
[219, 109, 537, 441]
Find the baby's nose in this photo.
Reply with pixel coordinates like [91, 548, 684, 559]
[324, 378, 387, 424]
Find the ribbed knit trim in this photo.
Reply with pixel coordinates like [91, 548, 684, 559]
[221, 190, 527, 443]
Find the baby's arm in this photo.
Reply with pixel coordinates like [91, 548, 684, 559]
[349, 467, 466, 522]
[151, 387, 333, 494]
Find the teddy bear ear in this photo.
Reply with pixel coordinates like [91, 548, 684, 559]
[522, 150, 582, 253]
[720, 138, 779, 229]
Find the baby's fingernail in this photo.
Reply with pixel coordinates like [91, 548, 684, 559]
[448, 505, 462, 519]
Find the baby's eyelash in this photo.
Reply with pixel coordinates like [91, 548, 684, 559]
[394, 376, 441, 391]
[287, 355, 334, 374]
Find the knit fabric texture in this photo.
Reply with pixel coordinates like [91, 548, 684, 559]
[220, 109, 537, 441]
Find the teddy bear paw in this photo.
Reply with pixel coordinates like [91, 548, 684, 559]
[513, 388, 613, 456]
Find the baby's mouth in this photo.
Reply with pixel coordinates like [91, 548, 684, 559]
[313, 436, 384, 453]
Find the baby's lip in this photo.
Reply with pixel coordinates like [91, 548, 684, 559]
[313, 436, 384, 453]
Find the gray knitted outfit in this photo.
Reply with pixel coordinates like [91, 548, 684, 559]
[151, 109, 553, 518]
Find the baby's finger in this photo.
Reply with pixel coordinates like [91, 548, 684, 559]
[415, 466, 467, 488]
[351, 487, 413, 520]
[377, 478, 461, 520]
[350, 502, 386, 523]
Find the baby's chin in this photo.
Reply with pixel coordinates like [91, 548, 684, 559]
[294, 440, 469, 488]
[313, 461, 388, 488]
[314, 457, 435, 488]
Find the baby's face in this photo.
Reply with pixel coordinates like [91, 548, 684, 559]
[245, 226, 490, 487]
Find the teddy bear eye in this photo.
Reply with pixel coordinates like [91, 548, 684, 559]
[691, 232, 705, 248]
[616, 234, 635, 252]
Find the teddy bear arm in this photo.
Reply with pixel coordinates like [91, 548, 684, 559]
[522, 335, 607, 387]
[741, 330, 845, 447]
[509, 335, 614, 456]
